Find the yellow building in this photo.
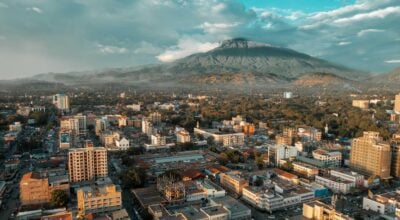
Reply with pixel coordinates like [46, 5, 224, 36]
[77, 183, 122, 214]
[395, 93, 400, 113]
[350, 132, 391, 179]
[20, 172, 50, 205]
[220, 171, 248, 195]
[303, 201, 352, 220]
[352, 100, 369, 109]
[68, 146, 108, 182]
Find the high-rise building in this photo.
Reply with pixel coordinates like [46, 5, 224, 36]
[53, 94, 70, 112]
[391, 135, 400, 178]
[68, 145, 108, 182]
[60, 115, 87, 137]
[395, 93, 400, 113]
[350, 132, 391, 179]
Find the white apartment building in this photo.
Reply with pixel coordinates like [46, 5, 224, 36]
[315, 175, 354, 194]
[53, 94, 70, 112]
[151, 134, 166, 146]
[330, 169, 364, 187]
[275, 145, 298, 165]
[194, 128, 244, 147]
[68, 146, 108, 182]
[292, 161, 319, 178]
[242, 185, 314, 212]
[312, 149, 342, 167]
[176, 130, 191, 144]
[363, 190, 400, 217]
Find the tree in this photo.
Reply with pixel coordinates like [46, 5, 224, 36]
[206, 136, 215, 146]
[50, 190, 68, 207]
[120, 167, 147, 189]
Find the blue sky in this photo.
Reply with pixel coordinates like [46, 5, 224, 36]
[241, 0, 356, 13]
[0, 0, 399, 79]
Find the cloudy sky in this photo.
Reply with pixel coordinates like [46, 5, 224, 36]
[0, 0, 399, 79]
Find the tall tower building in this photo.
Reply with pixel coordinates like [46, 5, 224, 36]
[68, 145, 108, 182]
[350, 131, 391, 179]
[395, 93, 400, 113]
[53, 94, 70, 112]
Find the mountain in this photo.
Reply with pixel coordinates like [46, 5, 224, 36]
[293, 72, 351, 87]
[29, 38, 365, 86]
[377, 67, 400, 81]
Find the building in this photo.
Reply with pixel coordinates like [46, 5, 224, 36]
[141, 119, 153, 137]
[395, 93, 400, 113]
[68, 146, 108, 182]
[350, 131, 391, 179]
[392, 140, 400, 178]
[242, 183, 314, 212]
[220, 171, 248, 195]
[315, 175, 354, 194]
[53, 94, 70, 112]
[303, 200, 353, 220]
[176, 129, 191, 144]
[352, 99, 369, 109]
[151, 134, 166, 146]
[194, 128, 244, 147]
[283, 92, 293, 99]
[210, 196, 251, 220]
[20, 172, 50, 205]
[77, 183, 122, 214]
[9, 122, 22, 132]
[20, 171, 69, 205]
[330, 169, 364, 187]
[126, 104, 141, 112]
[312, 149, 342, 167]
[60, 115, 87, 136]
[59, 129, 72, 149]
[115, 137, 130, 150]
[100, 131, 120, 148]
[292, 161, 319, 178]
[95, 118, 108, 136]
[200, 205, 229, 220]
[362, 189, 400, 217]
[274, 145, 298, 165]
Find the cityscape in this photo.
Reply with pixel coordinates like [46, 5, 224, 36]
[1, 1, 400, 220]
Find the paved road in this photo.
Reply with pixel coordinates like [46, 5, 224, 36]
[0, 183, 20, 220]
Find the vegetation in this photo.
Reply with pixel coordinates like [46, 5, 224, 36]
[50, 190, 69, 207]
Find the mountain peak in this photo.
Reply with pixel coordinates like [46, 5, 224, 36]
[219, 38, 271, 49]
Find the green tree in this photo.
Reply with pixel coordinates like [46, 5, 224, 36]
[50, 190, 69, 207]
[120, 167, 147, 189]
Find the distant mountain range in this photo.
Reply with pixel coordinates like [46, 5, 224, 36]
[22, 38, 399, 88]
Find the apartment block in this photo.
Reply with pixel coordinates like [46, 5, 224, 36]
[68, 146, 108, 182]
[77, 183, 122, 214]
[350, 131, 391, 179]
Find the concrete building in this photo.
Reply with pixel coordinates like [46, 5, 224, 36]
[292, 161, 319, 178]
[194, 128, 244, 147]
[363, 189, 400, 217]
[68, 146, 108, 182]
[330, 169, 364, 187]
[176, 129, 191, 144]
[395, 93, 400, 113]
[60, 115, 87, 137]
[115, 137, 130, 150]
[220, 171, 248, 195]
[242, 184, 314, 212]
[312, 149, 342, 167]
[350, 132, 391, 179]
[352, 99, 369, 109]
[303, 200, 353, 220]
[151, 134, 166, 146]
[77, 183, 122, 214]
[141, 119, 153, 137]
[53, 94, 70, 112]
[210, 196, 251, 220]
[274, 145, 298, 165]
[315, 175, 354, 194]
[20, 171, 69, 205]
[126, 104, 141, 112]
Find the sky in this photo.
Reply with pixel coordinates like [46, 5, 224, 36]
[0, 0, 399, 79]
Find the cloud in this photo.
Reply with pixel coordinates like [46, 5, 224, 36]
[0, 0, 399, 78]
[157, 38, 219, 62]
[96, 44, 128, 54]
[385, 60, 400, 64]
[199, 22, 240, 34]
[357, 29, 385, 37]
[0, 2, 8, 8]
[338, 41, 351, 46]
[26, 7, 43, 14]
[334, 6, 400, 25]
